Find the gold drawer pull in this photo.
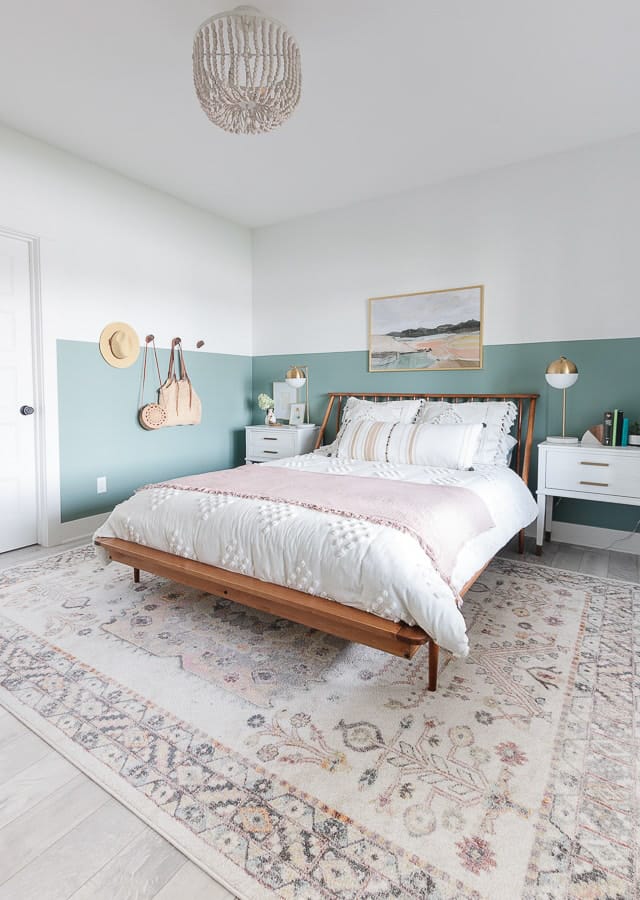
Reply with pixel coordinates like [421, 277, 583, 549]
[579, 480, 609, 487]
[579, 461, 609, 467]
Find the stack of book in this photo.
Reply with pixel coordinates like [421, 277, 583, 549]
[603, 410, 629, 446]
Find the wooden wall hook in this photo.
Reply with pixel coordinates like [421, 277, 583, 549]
[145, 334, 155, 343]
[196, 340, 205, 349]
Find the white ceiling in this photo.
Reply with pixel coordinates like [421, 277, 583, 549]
[1, 1, 640, 227]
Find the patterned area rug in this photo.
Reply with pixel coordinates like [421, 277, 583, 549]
[0, 547, 637, 899]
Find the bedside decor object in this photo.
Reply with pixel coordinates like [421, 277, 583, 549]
[545, 356, 579, 443]
[257, 392, 276, 425]
[369, 285, 483, 372]
[289, 402, 305, 426]
[273, 382, 297, 420]
[606, 408, 626, 446]
[621, 417, 630, 446]
[285, 365, 313, 424]
[580, 424, 603, 446]
[603, 410, 614, 445]
[629, 422, 640, 447]
[193, 6, 301, 135]
[99, 322, 140, 369]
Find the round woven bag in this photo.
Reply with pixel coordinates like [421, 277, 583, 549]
[139, 403, 167, 430]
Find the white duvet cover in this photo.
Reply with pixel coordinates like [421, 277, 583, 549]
[94, 454, 537, 657]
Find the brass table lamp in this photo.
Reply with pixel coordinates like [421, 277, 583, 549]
[545, 356, 579, 443]
[285, 365, 313, 425]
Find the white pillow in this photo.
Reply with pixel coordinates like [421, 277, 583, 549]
[324, 396, 424, 455]
[335, 420, 483, 469]
[340, 396, 424, 426]
[502, 434, 518, 465]
[416, 400, 518, 466]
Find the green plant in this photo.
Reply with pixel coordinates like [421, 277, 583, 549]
[630, 421, 640, 436]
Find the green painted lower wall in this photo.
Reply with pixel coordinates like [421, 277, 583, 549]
[57, 340, 252, 522]
[57, 336, 640, 532]
[252, 337, 640, 533]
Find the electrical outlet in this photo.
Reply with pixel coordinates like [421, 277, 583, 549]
[97, 476, 107, 494]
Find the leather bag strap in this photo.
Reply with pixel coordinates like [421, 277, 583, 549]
[177, 342, 194, 409]
[139, 339, 163, 407]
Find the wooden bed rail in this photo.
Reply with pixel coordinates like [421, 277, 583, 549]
[95, 537, 440, 680]
[94, 393, 537, 693]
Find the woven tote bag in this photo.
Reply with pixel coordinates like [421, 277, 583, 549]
[158, 341, 202, 427]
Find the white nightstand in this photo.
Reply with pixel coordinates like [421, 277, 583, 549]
[245, 425, 320, 463]
[536, 441, 640, 553]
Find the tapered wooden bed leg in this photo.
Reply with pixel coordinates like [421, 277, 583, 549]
[133, 568, 140, 584]
[428, 640, 439, 691]
[518, 528, 525, 555]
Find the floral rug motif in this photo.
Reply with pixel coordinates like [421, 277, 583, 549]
[0, 547, 638, 899]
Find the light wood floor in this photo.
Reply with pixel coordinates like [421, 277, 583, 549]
[0, 540, 235, 900]
[498, 533, 640, 582]
[1, 536, 638, 899]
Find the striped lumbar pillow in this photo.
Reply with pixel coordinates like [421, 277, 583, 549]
[320, 397, 424, 457]
[335, 420, 483, 469]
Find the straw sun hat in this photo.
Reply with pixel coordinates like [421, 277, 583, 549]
[99, 322, 140, 368]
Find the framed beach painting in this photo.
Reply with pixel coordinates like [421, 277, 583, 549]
[368, 285, 484, 372]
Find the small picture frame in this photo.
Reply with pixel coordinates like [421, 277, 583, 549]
[289, 403, 305, 426]
[273, 381, 297, 420]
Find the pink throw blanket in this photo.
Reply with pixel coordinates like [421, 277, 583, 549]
[142, 466, 494, 588]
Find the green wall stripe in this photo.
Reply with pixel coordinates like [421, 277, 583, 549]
[57, 336, 640, 534]
[57, 340, 252, 522]
[252, 337, 640, 533]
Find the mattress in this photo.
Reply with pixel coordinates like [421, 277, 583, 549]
[94, 453, 537, 658]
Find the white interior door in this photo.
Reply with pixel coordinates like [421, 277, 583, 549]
[0, 235, 38, 553]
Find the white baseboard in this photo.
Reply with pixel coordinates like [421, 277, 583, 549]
[526, 520, 640, 554]
[45, 511, 111, 547]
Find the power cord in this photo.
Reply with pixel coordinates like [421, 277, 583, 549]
[602, 516, 640, 551]
[553, 497, 640, 552]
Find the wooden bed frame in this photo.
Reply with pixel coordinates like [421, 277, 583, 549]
[96, 392, 538, 692]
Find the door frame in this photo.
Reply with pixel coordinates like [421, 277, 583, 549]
[0, 226, 47, 547]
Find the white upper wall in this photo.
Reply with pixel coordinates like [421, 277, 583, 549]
[252, 133, 640, 355]
[0, 124, 252, 354]
[0, 123, 252, 544]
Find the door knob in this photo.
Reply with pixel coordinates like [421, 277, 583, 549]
[19, 405, 34, 416]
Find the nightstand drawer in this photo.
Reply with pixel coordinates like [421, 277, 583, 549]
[545, 451, 640, 498]
[246, 430, 297, 459]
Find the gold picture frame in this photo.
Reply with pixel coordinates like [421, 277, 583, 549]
[368, 284, 484, 373]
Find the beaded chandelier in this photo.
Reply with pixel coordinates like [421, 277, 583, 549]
[193, 5, 301, 135]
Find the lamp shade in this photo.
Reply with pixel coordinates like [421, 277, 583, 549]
[285, 366, 306, 389]
[545, 357, 578, 390]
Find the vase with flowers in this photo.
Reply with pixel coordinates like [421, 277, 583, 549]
[257, 393, 276, 425]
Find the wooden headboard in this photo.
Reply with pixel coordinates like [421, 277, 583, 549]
[315, 392, 539, 484]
